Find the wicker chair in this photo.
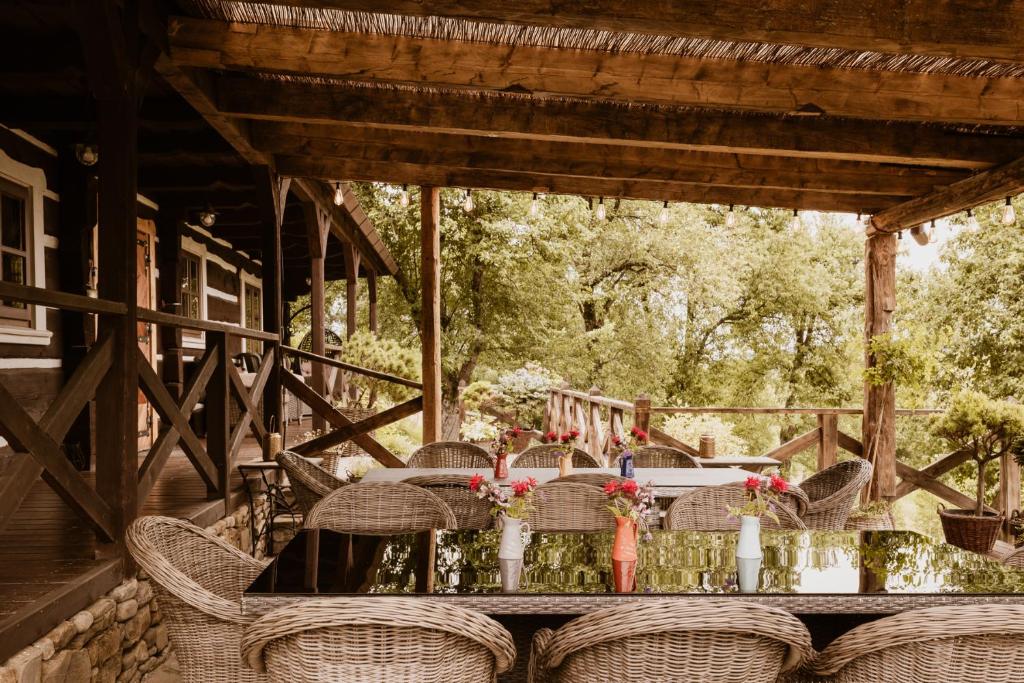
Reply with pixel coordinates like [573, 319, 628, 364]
[407, 441, 493, 468]
[527, 481, 616, 532]
[555, 472, 627, 487]
[275, 451, 346, 517]
[125, 516, 269, 683]
[621, 445, 701, 468]
[305, 482, 457, 534]
[403, 474, 494, 529]
[242, 597, 516, 682]
[809, 604, 1024, 682]
[799, 459, 873, 530]
[664, 483, 806, 531]
[1004, 546, 1024, 569]
[513, 444, 602, 468]
[528, 599, 812, 683]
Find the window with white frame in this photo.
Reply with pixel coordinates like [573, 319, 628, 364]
[0, 149, 48, 345]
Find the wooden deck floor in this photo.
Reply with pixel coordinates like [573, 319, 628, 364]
[0, 431, 268, 660]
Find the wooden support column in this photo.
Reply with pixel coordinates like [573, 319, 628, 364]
[255, 168, 288, 434]
[420, 186, 442, 444]
[155, 214, 184, 401]
[863, 232, 898, 501]
[633, 394, 651, 434]
[304, 202, 330, 432]
[205, 331, 231, 508]
[998, 452, 1022, 540]
[367, 269, 378, 334]
[817, 413, 839, 471]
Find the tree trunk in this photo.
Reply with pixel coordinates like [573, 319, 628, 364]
[441, 397, 462, 441]
[977, 458, 987, 517]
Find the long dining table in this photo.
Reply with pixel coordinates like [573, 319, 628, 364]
[243, 528, 1024, 682]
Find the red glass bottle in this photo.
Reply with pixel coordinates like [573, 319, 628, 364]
[494, 451, 509, 480]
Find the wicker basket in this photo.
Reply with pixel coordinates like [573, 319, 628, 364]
[938, 506, 1003, 553]
[845, 511, 895, 532]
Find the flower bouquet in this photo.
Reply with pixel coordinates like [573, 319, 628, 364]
[727, 473, 790, 592]
[492, 425, 522, 479]
[543, 429, 581, 475]
[470, 474, 538, 592]
[611, 426, 649, 477]
[603, 479, 655, 592]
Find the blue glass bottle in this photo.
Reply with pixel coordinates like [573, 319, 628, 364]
[620, 450, 634, 478]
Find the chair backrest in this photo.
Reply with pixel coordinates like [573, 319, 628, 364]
[811, 604, 1024, 682]
[305, 482, 457, 534]
[531, 599, 811, 683]
[628, 445, 701, 468]
[276, 451, 346, 517]
[799, 459, 873, 530]
[125, 516, 268, 683]
[402, 474, 494, 529]
[241, 598, 516, 682]
[556, 472, 627, 487]
[1004, 547, 1024, 570]
[513, 444, 602, 468]
[527, 481, 616, 532]
[407, 441, 493, 468]
[664, 483, 805, 531]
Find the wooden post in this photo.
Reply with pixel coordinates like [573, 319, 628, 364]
[367, 269, 378, 334]
[304, 202, 330, 432]
[343, 241, 360, 339]
[255, 168, 288, 436]
[420, 186, 442, 444]
[588, 386, 605, 464]
[541, 390, 554, 434]
[863, 232, 898, 501]
[634, 394, 651, 434]
[998, 452, 1022, 540]
[205, 331, 231, 510]
[156, 214, 184, 401]
[817, 413, 839, 471]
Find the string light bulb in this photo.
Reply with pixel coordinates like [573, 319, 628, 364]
[725, 204, 737, 228]
[198, 206, 217, 228]
[595, 196, 606, 221]
[1002, 197, 1016, 226]
[790, 209, 801, 230]
[463, 189, 474, 213]
[399, 184, 409, 207]
[333, 182, 344, 206]
[658, 200, 669, 226]
[966, 208, 980, 232]
[530, 192, 541, 218]
[928, 219, 937, 239]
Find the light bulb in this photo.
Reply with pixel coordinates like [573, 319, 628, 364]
[75, 144, 98, 167]
[724, 204, 736, 228]
[658, 201, 669, 226]
[463, 189, 474, 212]
[1002, 197, 1016, 226]
[399, 184, 409, 208]
[790, 209, 801, 230]
[530, 192, 540, 217]
[928, 220, 937, 239]
[595, 197, 606, 221]
[333, 182, 344, 206]
[966, 208, 980, 232]
[198, 207, 216, 228]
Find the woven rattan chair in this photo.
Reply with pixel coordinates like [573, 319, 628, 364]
[664, 483, 806, 531]
[555, 472, 627, 487]
[527, 481, 616, 531]
[403, 474, 494, 529]
[305, 482, 457, 534]
[276, 451, 346, 517]
[513, 444, 602, 468]
[1004, 546, 1024, 569]
[242, 597, 516, 682]
[125, 516, 268, 683]
[621, 445, 702, 468]
[528, 599, 811, 683]
[809, 604, 1024, 682]
[407, 441, 493, 468]
[799, 459, 873, 530]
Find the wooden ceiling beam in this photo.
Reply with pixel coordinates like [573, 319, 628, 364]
[256, 1, 1024, 65]
[275, 155, 902, 214]
[168, 16, 1024, 126]
[250, 121, 965, 197]
[216, 76, 1023, 170]
[871, 156, 1024, 233]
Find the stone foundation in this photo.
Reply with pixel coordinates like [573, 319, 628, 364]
[0, 497, 268, 683]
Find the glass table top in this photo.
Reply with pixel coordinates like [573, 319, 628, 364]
[246, 529, 1024, 598]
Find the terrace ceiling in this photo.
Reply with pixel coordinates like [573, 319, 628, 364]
[160, 0, 1024, 232]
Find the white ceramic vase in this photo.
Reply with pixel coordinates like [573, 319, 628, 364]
[736, 515, 763, 560]
[498, 515, 526, 593]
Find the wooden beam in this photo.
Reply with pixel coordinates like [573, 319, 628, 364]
[291, 396, 424, 456]
[218, 76, 1024, 170]
[896, 461, 996, 514]
[764, 428, 821, 462]
[871, 156, 1024, 232]
[277, 155, 902, 213]
[863, 233, 898, 500]
[893, 449, 972, 500]
[420, 186, 442, 444]
[255, 1, 1024, 65]
[252, 122, 965, 197]
[367, 269, 378, 333]
[254, 166, 288, 435]
[169, 16, 1024, 126]
[304, 201, 330, 432]
[343, 241, 360, 338]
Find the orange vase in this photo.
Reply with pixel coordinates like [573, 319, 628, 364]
[611, 516, 638, 593]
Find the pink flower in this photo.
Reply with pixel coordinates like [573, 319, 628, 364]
[469, 474, 485, 492]
[769, 474, 789, 494]
[603, 480, 620, 495]
[511, 478, 536, 497]
[621, 480, 638, 495]
[744, 476, 762, 492]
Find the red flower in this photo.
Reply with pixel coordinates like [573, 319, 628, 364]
[560, 433, 571, 444]
[621, 479, 639, 495]
[630, 426, 641, 436]
[635, 430, 648, 443]
[744, 476, 762, 492]
[569, 429, 580, 439]
[603, 480, 620, 495]
[544, 431, 557, 443]
[511, 478, 535, 497]
[612, 434, 622, 446]
[512, 425, 523, 436]
[525, 476, 537, 489]
[769, 474, 789, 494]
[469, 474, 485, 492]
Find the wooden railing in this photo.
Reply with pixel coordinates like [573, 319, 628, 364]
[542, 384, 1020, 536]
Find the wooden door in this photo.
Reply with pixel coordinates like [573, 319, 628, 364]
[136, 220, 157, 450]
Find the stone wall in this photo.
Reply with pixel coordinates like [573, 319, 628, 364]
[0, 497, 267, 683]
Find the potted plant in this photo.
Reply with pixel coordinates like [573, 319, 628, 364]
[846, 500, 895, 531]
[931, 391, 1024, 553]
